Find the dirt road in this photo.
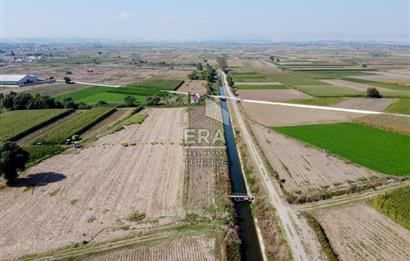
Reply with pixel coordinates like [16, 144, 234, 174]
[221, 71, 323, 261]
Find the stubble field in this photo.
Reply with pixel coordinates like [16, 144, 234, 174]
[0, 108, 186, 259]
[313, 202, 410, 261]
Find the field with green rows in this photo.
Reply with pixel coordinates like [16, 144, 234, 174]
[36, 107, 115, 144]
[370, 186, 410, 229]
[273, 122, 410, 176]
[0, 109, 71, 141]
[55, 79, 184, 105]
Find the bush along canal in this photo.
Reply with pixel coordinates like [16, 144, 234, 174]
[220, 86, 263, 261]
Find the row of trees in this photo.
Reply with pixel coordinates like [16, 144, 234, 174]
[188, 63, 216, 82]
[0, 92, 84, 110]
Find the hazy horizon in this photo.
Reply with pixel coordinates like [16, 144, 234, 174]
[1, 0, 409, 43]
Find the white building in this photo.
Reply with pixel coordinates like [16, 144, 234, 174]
[0, 74, 40, 87]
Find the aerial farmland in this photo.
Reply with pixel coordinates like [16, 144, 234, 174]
[0, 38, 409, 261]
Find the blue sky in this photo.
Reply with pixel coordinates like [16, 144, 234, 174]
[1, 0, 409, 42]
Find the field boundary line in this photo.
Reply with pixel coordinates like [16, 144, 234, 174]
[293, 181, 409, 211]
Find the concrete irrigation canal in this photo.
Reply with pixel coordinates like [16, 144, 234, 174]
[220, 86, 263, 261]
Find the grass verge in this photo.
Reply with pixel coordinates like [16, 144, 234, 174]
[304, 213, 339, 261]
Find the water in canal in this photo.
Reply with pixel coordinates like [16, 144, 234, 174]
[219, 86, 263, 261]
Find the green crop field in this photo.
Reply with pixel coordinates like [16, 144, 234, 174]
[123, 113, 148, 125]
[36, 107, 115, 144]
[385, 99, 410, 115]
[55, 86, 161, 105]
[343, 78, 410, 91]
[55, 80, 182, 105]
[230, 72, 271, 82]
[370, 186, 410, 230]
[292, 85, 363, 97]
[235, 84, 287, 90]
[0, 109, 71, 141]
[24, 144, 64, 165]
[288, 98, 344, 106]
[273, 123, 410, 176]
[269, 73, 326, 86]
[127, 79, 184, 90]
[77, 92, 145, 104]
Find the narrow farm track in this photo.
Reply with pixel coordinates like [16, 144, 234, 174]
[0, 108, 186, 260]
[220, 71, 323, 261]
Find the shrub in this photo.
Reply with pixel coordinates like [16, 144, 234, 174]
[367, 87, 382, 98]
[146, 96, 160, 106]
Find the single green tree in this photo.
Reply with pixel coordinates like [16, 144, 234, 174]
[0, 142, 29, 185]
[196, 63, 203, 71]
[367, 87, 382, 98]
[64, 76, 72, 84]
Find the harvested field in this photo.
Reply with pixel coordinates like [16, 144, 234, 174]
[1, 64, 189, 86]
[351, 71, 410, 83]
[354, 114, 410, 135]
[183, 100, 228, 213]
[0, 82, 91, 96]
[21, 82, 91, 96]
[334, 98, 396, 112]
[236, 89, 312, 102]
[241, 102, 361, 127]
[314, 202, 410, 261]
[250, 124, 379, 194]
[0, 108, 186, 259]
[178, 80, 206, 94]
[85, 236, 216, 261]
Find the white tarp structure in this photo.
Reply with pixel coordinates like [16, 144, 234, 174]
[0, 74, 39, 87]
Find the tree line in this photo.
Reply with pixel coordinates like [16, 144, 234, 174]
[0, 91, 86, 110]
